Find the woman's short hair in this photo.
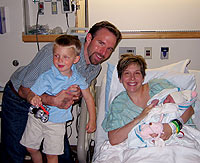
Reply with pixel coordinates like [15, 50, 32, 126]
[117, 53, 147, 79]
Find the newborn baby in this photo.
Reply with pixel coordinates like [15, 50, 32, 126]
[140, 90, 197, 147]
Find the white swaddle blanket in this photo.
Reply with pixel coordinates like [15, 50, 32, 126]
[128, 88, 197, 148]
[128, 103, 181, 148]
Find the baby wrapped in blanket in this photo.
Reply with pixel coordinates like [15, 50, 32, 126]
[128, 88, 197, 148]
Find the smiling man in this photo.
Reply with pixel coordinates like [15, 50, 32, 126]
[1, 21, 121, 163]
[85, 28, 117, 65]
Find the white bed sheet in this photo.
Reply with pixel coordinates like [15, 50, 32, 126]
[94, 126, 200, 163]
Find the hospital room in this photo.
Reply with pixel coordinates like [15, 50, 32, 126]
[0, 0, 200, 162]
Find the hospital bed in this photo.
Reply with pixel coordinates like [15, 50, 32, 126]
[77, 59, 200, 163]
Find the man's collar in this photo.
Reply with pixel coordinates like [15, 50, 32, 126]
[83, 43, 91, 65]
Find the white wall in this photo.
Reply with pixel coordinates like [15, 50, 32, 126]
[97, 38, 200, 86]
[0, 0, 200, 145]
[0, 0, 75, 87]
[89, 0, 200, 31]
[88, 0, 200, 85]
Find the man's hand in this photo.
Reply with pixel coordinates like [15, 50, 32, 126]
[53, 90, 74, 109]
[41, 84, 81, 110]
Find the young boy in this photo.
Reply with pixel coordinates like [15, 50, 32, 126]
[20, 35, 96, 163]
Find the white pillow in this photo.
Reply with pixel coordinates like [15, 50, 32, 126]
[188, 70, 200, 98]
[105, 59, 195, 114]
[188, 70, 200, 130]
[148, 59, 191, 73]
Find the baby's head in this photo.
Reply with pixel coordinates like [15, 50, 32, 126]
[163, 94, 175, 104]
[163, 90, 197, 105]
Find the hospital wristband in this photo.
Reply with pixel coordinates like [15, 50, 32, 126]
[169, 122, 177, 134]
[170, 119, 182, 134]
[173, 119, 183, 130]
[171, 120, 180, 133]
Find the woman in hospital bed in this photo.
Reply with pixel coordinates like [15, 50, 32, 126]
[94, 54, 200, 163]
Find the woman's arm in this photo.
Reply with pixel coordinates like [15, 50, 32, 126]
[108, 102, 156, 145]
[180, 106, 194, 123]
[108, 114, 143, 145]
[160, 106, 194, 141]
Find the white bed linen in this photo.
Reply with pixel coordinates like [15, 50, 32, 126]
[93, 125, 200, 163]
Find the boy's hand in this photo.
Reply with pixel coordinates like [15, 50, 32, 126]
[30, 95, 42, 107]
[27, 91, 42, 107]
[86, 120, 96, 133]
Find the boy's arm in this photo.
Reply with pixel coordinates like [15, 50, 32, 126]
[81, 88, 96, 133]
[28, 92, 42, 107]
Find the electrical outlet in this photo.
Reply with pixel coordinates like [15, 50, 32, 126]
[119, 47, 136, 58]
[144, 47, 152, 59]
[38, 2, 44, 15]
[160, 47, 169, 59]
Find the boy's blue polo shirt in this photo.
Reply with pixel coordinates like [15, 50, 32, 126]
[31, 64, 88, 123]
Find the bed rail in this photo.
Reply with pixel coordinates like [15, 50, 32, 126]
[77, 80, 97, 163]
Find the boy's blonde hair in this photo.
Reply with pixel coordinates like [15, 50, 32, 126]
[54, 35, 81, 56]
